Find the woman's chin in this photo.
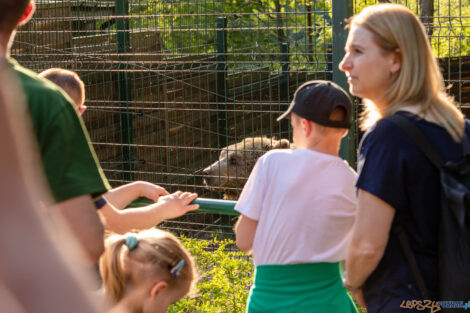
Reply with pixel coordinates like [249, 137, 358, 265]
[348, 86, 362, 98]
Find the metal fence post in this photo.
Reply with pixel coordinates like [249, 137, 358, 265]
[332, 0, 355, 167]
[216, 17, 228, 149]
[116, 0, 133, 181]
[280, 42, 290, 136]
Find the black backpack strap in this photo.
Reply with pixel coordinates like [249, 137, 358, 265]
[458, 118, 470, 154]
[393, 224, 430, 300]
[461, 132, 470, 155]
[387, 113, 444, 169]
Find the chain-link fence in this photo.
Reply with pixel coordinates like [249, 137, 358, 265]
[12, 0, 470, 239]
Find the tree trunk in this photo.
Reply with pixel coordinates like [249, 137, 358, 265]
[420, 0, 434, 37]
[274, 0, 286, 49]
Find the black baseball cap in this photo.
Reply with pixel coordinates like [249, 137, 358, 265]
[277, 80, 352, 129]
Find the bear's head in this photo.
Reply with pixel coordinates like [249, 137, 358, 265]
[202, 137, 291, 200]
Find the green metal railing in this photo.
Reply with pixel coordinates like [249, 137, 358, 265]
[131, 198, 238, 216]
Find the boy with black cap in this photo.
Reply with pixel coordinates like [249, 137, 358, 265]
[234, 80, 358, 313]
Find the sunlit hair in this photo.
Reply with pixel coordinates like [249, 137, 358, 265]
[349, 3, 464, 141]
[0, 0, 31, 32]
[39, 68, 85, 108]
[99, 228, 197, 303]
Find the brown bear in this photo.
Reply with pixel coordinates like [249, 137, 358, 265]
[202, 137, 291, 200]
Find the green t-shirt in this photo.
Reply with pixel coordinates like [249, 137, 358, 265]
[8, 58, 110, 202]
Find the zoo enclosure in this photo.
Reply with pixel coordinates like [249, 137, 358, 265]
[13, 0, 470, 239]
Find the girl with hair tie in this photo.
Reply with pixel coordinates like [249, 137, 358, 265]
[100, 229, 197, 313]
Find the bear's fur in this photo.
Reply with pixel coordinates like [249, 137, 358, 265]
[202, 137, 291, 200]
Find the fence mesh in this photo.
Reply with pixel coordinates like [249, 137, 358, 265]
[12, 0, 470, 239]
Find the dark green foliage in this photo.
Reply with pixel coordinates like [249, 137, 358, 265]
[169, 237, 254, 313]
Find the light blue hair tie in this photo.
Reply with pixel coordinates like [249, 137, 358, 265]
[125, 235, 138, 250]
[169, 259, 185, 277]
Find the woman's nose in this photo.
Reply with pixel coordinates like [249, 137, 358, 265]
[339, 54, 351, 72]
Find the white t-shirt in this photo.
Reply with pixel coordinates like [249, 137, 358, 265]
[235, 148, 357, 266]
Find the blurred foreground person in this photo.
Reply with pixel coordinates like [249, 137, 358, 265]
[0, 57, 112, 313]
[0, 0, 109, 264]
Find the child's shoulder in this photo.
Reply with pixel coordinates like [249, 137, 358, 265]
[259, 148, 294, 164]
[251, 149, 294, 175]
[263, 148, 293, 157]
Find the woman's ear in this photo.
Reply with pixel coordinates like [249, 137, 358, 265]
[150, 281, 168, 300]
[390, 48, 401, 75]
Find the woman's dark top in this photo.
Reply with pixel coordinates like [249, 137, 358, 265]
[356, 111, 470, 313]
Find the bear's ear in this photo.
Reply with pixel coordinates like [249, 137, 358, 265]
[273, 139, 290, 149]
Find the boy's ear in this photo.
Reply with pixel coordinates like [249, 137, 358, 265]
[19, 4, 35, 26]
[301, 118, 312, 136]
[150, 281, 168, 300]
[340, 128, 349, 139]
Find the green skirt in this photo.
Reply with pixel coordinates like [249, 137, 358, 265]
[246, 262, 358, 313]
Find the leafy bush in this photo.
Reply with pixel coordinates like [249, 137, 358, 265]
[168, 237, 254, 313]
[131, 0, 332, 73]
[353, 0, 470, 58]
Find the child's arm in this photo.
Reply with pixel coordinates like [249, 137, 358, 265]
[234, 214, 258, 254]
[103, 180, 169, 210]
[98, 191, 199, 234]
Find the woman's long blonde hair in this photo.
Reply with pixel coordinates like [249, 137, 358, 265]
[351, 3, 464, 141]
[99, 229, 196, 302]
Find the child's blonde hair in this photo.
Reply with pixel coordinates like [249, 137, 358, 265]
[99, 229, 196, 303]
[39, 68, 85, 108]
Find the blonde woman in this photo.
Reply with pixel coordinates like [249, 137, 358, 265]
[100, 229, 197, 313]
[339, 4, 468, 312]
